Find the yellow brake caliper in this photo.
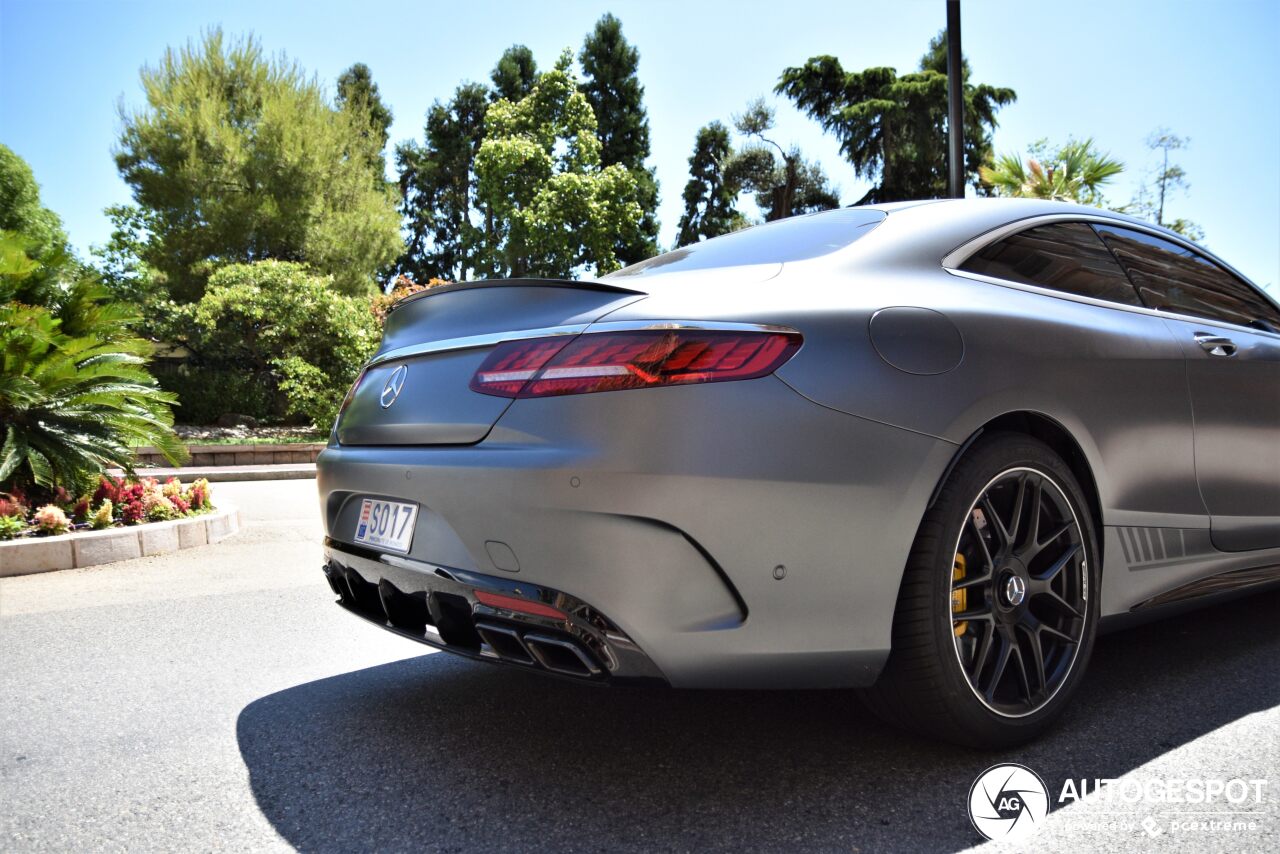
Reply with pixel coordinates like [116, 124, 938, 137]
[952, 552, 968, 636]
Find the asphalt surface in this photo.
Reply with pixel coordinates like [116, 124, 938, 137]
[1, 479, 1276, 853]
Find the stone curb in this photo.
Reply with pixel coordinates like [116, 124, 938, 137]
[134, 443, 325, 467]
[0, 503, 242, 578]
[118, 465, 316, 483]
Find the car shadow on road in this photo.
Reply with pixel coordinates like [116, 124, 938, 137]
[237, 589, 1279, 853]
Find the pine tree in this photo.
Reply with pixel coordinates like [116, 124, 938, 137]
[337, 62, 394, 178]
[676, 122, 741, 246]
[579, 14, 659, 263]
[396, 82, 489, 282]
[777, 32, 1015, 202]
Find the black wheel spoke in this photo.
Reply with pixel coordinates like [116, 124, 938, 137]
[983, 635, 1013, 701]
[979, 495, 1011, 548]
[1038, 621, 1078, 645]
[953, 572, 993, 591]
[969, 517, 997, 573]
[1007, 472, 1030, 546]
[1028, 521, 1074, 560]
[1010, 644, 1033, 700]
[953, 607, 994, 622]
[1026, 476, 1044, 546]
[1038, 590, 1084, 620]
[1023, 627, 1048, 693]
[1034, 541, 1081, 584]
[970, 622, 997, 677]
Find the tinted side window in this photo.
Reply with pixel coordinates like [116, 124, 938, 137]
[958, 222, 1142, 306]
[1093, 224, 1280, 331]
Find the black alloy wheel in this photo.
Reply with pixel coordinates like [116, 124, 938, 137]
[949, 467, 1088, 717]
[864, 432, 1100, 748]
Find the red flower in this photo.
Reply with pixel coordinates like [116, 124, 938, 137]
[121, 500, 146, 525]
[93, 476, 125, 506]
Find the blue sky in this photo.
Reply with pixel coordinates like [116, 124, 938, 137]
[2, 0, 1277, 289]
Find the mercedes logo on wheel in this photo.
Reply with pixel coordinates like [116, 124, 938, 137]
[1003, 574, 1027, 607]
[380, 365, 408, 409]
[968, 763, 1049, 841]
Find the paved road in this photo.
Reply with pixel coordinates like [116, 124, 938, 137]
[1, 480, 1276, 853]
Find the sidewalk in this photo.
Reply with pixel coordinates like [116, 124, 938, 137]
[112, 463, 317, 482]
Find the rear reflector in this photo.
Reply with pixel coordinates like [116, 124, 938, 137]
[470, 329, 802, 398]
[473, 589, 568, 620]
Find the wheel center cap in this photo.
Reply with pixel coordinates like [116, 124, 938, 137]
[1002, 574, 1027, 607]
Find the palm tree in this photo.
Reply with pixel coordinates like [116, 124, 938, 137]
[980, 138, 1124, 206]
[1, 275, 184, 493]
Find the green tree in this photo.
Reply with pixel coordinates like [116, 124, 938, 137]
[164, 261, 379, 428]
[0, 145, 181, 492]
[777, 32, 1015, 202]
[0, 146, 68, 274]
[1126, 129, 1203, 240]
[579, 13, 660, 263]
[491, 45, 539, 102]
[676, 122, 742, 246]
[337, 62, 395, 179]
[726, 98, 839, 221]
[114, 29, 403, 300]
[473, 51, 643, 277]
[980, 138, 1124, 205]
[396, 82, 489, 282]
[92, 204, 163, 306]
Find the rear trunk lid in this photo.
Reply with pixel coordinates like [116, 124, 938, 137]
[336, 279, 645, 445]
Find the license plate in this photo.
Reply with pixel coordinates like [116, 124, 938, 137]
[353, 499, 418, 553]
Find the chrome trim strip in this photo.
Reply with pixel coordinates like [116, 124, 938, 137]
[588, 319, 800, 334]
[368, 324, 587, 367]
[366, 320, 801, 367]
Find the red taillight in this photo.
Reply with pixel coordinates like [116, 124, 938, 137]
[337, 369, 368, 417]
[473, 589, 567, 620]
[469, 330, 802, 398]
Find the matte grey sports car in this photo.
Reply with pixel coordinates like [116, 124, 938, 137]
[317, 198, 1280, 746]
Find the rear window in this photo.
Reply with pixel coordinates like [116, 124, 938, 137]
[1093, 224, 1280, 331]
[959, 222, 1142, 306]
[606, 208, 887, 278]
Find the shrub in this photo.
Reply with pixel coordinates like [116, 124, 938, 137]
[159, 261, 379, 428]
[0, 515, 24, 540]
[156, 367, 276, 424]
[33, 504, 69, 535]
[0, 494, 26, 518]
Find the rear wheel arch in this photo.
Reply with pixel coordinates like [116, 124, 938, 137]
[935, 412, 1105, 570]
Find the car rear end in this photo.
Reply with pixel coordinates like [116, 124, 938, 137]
[318, 210, 961, 689]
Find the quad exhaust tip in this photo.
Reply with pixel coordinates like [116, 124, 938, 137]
[475, 622, 601, 677]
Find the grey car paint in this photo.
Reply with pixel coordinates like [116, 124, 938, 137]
[317, 198, 1280, 689]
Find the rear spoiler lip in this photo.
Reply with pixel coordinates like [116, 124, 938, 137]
[387, 277, 646, 314]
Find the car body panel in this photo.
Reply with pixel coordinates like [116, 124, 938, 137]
[318, 198, 1280, 688]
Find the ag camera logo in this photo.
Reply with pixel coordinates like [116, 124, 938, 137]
[968, 763, 1050, 841]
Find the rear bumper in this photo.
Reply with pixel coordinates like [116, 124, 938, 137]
[323, 539, 666, 684]
[318, 376, 957, 689]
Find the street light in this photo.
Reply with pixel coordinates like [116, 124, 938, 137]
[947, 0, 964, 198]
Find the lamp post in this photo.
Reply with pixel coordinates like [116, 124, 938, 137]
[946, 0, 964, 198]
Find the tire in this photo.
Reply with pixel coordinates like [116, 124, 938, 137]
[864, 432, 1100, 749]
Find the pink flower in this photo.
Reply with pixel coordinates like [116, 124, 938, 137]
[33, 504, 70, 535]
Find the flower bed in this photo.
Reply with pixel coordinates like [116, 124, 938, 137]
[0, 476, 215, 541]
